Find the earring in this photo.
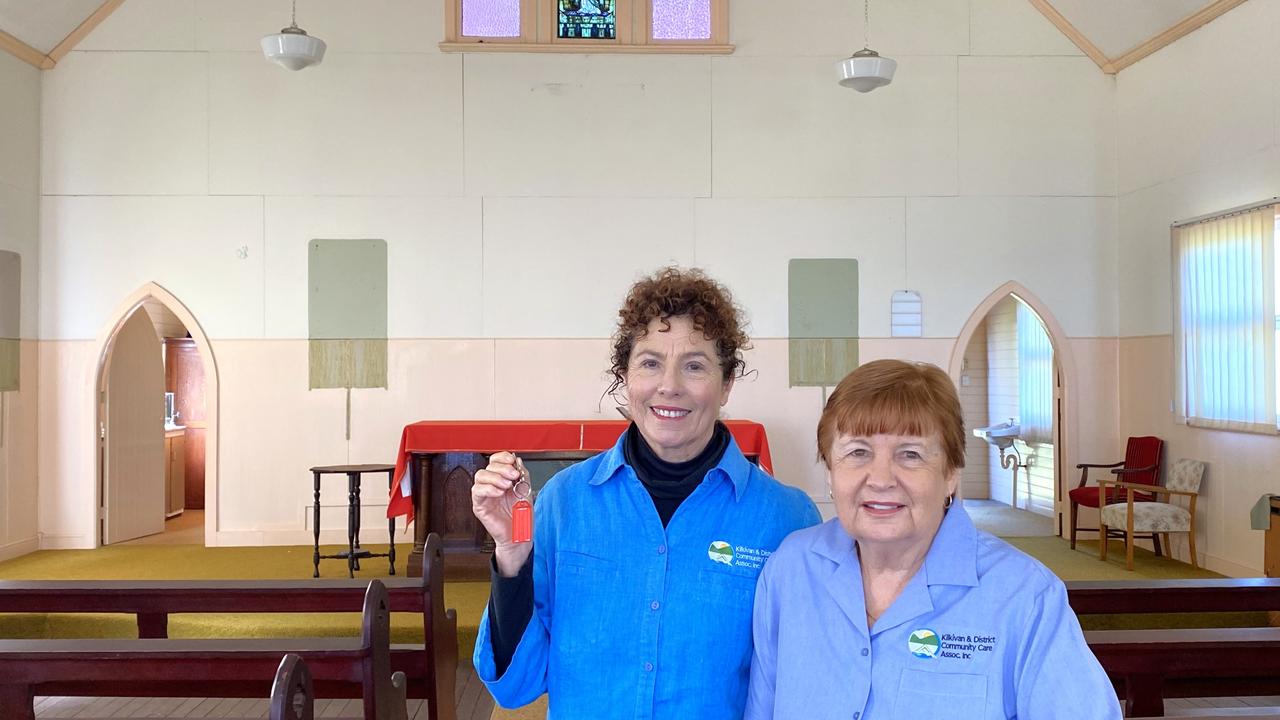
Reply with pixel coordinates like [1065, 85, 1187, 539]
[944, 494, 954, 510]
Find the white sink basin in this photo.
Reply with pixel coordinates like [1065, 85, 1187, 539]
[973, 420, 1020, 450]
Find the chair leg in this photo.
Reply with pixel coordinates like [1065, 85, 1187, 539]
[1153, 533, 1163, 557]
[1099, 522, 1108, 561]
[1126, 529, 1135, 571]
[1069, 501, 1078, 550]
[1188, 530, 1198, 569]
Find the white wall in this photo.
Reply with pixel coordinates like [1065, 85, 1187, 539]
[0, 50, 41, 560]
[32, 0, 1124, 547]
[1116, 0, 1280, 576]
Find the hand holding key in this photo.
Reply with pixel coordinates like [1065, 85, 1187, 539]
[471, 451, 535, 577]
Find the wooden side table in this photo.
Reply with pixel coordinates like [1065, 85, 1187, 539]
[310, 464, 396, 578]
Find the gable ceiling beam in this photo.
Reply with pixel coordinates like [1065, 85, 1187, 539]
[0, 27, 53, 69]
[1108, 0, 1247, 73]
[0, 0, 124, 70]
[46, 0, 125, 65]
[1026, 0, 1116, 73]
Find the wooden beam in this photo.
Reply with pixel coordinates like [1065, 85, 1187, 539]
[1109, 0, 1248, 73]
[46, 0, 126, 64]
[1027, 0, 1116, 74]
[0, 28, 53, 70]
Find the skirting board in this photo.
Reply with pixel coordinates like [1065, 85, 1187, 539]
[0, 536, 39, 562]
[36, 533, 89, 550]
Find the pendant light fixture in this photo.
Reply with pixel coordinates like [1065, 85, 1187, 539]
[261, 0, 327, 71]
[837, 0, 896, 92]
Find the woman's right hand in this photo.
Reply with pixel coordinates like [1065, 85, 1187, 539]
[471, 451, 534, 577]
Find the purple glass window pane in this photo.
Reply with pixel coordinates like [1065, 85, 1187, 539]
[652, 0, 711, 40]
[462, 0, 521, 37]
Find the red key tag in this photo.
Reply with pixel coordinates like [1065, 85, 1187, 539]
[511, 499, 532, 543]
[510, 476, 533, 544]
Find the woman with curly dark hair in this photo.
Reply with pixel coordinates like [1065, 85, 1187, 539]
[471, 267, 819, 719]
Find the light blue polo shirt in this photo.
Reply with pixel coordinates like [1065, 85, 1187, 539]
[746, 503, 1122, 720]
[474, 431, 820, 720]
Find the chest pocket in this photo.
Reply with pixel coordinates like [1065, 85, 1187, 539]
[551, 550, 619, 652]
[894, 668, 988, 718]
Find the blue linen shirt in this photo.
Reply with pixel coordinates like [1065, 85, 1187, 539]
[746, 503, 1122, 720]
[474, 431, 820, 720]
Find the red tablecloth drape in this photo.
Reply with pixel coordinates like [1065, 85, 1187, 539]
[387, 420, 772, 523]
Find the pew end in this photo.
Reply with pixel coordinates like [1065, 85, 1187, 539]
[271, 653, 314, 720]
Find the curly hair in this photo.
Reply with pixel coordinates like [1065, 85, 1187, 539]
[606, 267, 751, 397]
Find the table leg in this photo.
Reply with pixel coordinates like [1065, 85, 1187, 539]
[388, 470, 396, 575]
[346, 473, 357, 578]
[352, 471, 363, 571]
[312, 471, 321, 578]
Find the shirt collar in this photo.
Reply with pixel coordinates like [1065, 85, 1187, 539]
[809, 501, 980, 588]
[590, 427, 753, 500]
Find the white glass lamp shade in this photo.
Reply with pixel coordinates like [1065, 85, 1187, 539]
[261, 27, 326, 71]
[837, 48, 896, 92]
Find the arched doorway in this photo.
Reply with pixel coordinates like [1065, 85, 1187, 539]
[93, 283, 219, 547]
[947, 283, 1075, 535]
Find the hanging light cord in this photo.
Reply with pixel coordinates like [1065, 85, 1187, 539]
[290, 0, 299, 30]
[863, 0, 870, 48]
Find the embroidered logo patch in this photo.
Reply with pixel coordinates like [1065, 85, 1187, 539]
[708, 541, 734, 566]
[907, 628, 940, 659]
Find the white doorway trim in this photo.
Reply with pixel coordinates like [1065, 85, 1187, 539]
[948, 281, 1077, 535]
[93, 283, 219, 548]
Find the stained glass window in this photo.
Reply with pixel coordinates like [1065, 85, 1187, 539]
[558, 0, 616, 39]
[652, 0, 710, 40]
[462, 0, 522, 37]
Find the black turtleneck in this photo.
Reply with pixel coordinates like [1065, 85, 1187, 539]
[623, 420, 730, 526]
[486, 421, 731, 676]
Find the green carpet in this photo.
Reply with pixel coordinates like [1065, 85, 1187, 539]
[0, 544, 489, 660]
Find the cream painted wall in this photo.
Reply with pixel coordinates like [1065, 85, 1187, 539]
[32, 1, 1125, 547]
[0, 51, 41, 561]
[1116, 0, 1280, 576]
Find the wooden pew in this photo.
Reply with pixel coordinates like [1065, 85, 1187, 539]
[1067, 578, 1280, 615]
[1086, 627, 1280, 717]
[0, 534, 456, 720]
[1065, 579, 1280, 717]
[0, 579, 410, 720]
[271, 654, 314, 720]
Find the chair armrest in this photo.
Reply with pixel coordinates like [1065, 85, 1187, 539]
[1076, 462, 1124, 469]
[1099, 480, 1197, 498]
[1109, 464, 1157, 476]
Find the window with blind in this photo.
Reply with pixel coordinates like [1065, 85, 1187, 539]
[1172, 202, 1279, 433]
[442, 0, 731, 53]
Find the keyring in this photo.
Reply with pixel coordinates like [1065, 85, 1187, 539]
[512, 478, 532, 501]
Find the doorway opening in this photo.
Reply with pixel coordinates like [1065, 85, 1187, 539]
[94, 284, 218, 547]
[950, 283, 1077, 539]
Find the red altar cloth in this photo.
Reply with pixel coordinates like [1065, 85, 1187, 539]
[386, 420, 773, 523]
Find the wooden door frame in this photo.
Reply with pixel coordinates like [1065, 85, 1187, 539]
[93, 283, 219, 548]
[947, 281, 1078, 536]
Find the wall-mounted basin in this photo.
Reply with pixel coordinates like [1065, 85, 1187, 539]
[973, 420, 1020, 451]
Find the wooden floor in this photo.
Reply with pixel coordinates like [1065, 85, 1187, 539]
[34, 661, 495, 720]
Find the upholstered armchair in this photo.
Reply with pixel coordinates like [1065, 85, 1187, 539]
[1099, 458, 1206, 571]
[1069, 436, 1163, 551]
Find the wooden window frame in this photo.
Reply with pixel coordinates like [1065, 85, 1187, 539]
[441, 0, 732, 54]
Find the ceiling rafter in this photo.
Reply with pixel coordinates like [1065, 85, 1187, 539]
[1029, 0, 1249, 75]
[0, 0, 123, 71]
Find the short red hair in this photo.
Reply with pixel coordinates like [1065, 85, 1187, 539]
[817, 359, 966, 472]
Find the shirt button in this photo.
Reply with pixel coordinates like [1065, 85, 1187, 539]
[861, 648, 868, 657]
[650, 600, 660, 610]
[644, 662, 654, 672]
[854, 713, 860, 719]
[657, 544, 667, 554]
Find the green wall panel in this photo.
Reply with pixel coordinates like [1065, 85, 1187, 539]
[788, 258, 859, 387]
[0, 251, 20, 392]
[308, 240, 387, 389]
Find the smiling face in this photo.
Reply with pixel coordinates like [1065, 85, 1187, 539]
[624, 315, 733, 463]
[828, 432, 959, 555]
